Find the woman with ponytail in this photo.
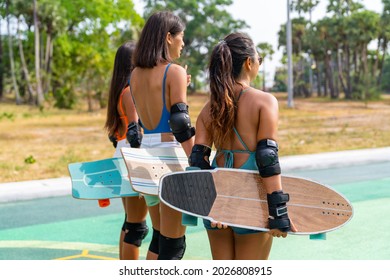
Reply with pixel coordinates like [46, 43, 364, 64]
[189, 32, 296, 260]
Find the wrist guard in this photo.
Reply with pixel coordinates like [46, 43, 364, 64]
[126, 121, 142, 148]
[267, 190, 291, 232]
[188, 144, 213, 169]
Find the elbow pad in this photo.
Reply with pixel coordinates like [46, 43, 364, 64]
[126, 121, 142, 148]
[255, 139, 281, 178]
[169, 103, 195, 143]
[188, 144, 213, 169]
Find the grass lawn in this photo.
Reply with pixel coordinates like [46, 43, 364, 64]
[1, 92, 389, 183]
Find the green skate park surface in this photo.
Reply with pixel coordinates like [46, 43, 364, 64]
[0, 148, 389, 260]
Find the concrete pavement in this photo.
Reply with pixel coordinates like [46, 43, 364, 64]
[1, 146, 389, 203]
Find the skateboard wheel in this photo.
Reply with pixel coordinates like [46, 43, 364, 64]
[98, 199, 110, 207]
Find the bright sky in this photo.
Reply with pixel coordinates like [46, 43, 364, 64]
[226, 0, 384, 86]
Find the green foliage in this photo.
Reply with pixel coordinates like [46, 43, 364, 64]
[272, 67, 288, 92]
[52, 83, 76, 109]
[24, 155, 36, 164]
[278, 0, 386, 101]
[0, 112, 15, 121]
[2, 0, 143, 109]
[381, 57, 390, 93]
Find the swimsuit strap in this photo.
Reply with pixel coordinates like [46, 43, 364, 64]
[233, 127, 250, 151]
[162, 63, 172, 107]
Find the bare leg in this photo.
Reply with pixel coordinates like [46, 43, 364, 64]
[146, 204, 160, 260]
[119, 198, 126, 260]
[234, 232, 273, 260]
[160, 203, 186, 238]
[206, 228, 235, 260]
[121, 196, 148, 260]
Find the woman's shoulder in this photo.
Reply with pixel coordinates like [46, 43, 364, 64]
[247, 88, 278, 108]
[166, 63, 186, 77]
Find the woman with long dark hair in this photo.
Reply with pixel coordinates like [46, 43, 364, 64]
[105, 41, 149, 260]
[189, 32, 296, 259]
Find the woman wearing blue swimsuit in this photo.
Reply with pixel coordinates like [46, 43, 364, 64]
[129, 11, 194, 260]
[189, 32, 297, 260]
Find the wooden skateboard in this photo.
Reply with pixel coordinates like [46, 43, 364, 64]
[68, 157, 138, 207]
[159, 168, 353, 236]
[121, 147, 189, 196]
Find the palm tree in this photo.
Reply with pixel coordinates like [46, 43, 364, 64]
[33, 0, 44, 106]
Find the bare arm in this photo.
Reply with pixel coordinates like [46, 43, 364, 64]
[122, 87, 138, 123]
[257, 94, 282, 194]
[257, 93, 297, 236]
[168, 64, 194, 156]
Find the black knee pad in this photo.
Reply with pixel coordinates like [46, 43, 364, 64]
[148, 228, 160, 254]
[123, 221, 149, 247]
[157, 235, 186, 260]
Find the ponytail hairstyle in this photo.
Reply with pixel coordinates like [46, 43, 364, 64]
[105, 41, 136, 137]
[133, 11, 185, 68]
[208, 32, 256, 148]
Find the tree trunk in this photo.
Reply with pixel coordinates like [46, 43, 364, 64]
[325, 54, 336, 98]
[43, 34, 53, 94]
[353, 49, 360, 93]
[314, 58, 322, 97]
[345, 45, 352, 99]
[323, 63, 328, 97]
[6, 1, 21, 104]
[34, 0, 44, 106]
[377, 39, 387, 87]
[337, 48, 347, 97]
[0, 17, 3, 100]
[17, 17, 35, 104]
[308, 56, 313, 97]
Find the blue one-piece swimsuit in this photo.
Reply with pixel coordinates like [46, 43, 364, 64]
[128, 63, 175, 207]
[129, 63, 172, 134]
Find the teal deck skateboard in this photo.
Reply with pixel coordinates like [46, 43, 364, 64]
[68, 157, 138, 207]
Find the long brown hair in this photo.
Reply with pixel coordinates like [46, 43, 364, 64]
[104, 41, 136, 137]
[133, 11, 185, 68]
[208, 32, 256, 148]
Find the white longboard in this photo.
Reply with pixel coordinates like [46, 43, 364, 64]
[121, 147, 189, 195]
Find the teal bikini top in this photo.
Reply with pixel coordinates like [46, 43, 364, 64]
[211, 88, 258, 171]
[211, 127, 257, 171]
